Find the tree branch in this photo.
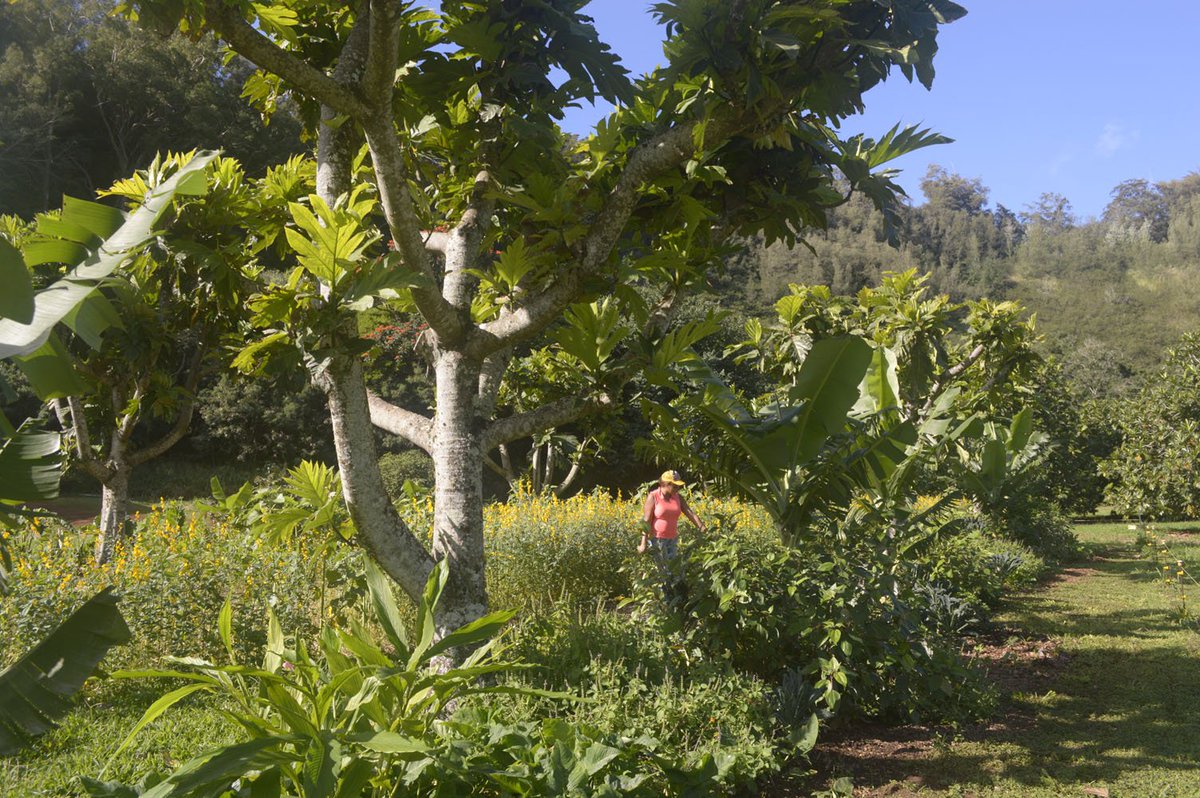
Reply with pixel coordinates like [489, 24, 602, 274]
[443, 168, 494, 310]
[54, 397, 111, 482]
[472, 114, 737, 356]
[362, 0, 402, 104]
[129, 345, 208, 467]
[483, 393, 613, 452]
[475, 348, 511, 421]
[366, 392, 433, 454]
[361, 117, 467, 345]
[313, 353, 435, 602]
[128, 395, 197, 467]
[919, 343, 987, 418]
[203, 0, 370, 119]
[483, 453, 509, 481]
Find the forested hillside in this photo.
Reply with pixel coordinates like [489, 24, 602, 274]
[725, 166, 1200, 398]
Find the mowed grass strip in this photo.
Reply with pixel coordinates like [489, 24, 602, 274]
[877, 522, 1200, 797]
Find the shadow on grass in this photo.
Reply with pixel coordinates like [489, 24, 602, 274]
[813, 542, 1200, 793]
[814, 647, 1200, 792]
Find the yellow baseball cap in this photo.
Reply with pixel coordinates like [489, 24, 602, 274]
[659, 469, 685, 486]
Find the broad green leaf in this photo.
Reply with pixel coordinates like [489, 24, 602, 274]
[409, 560, 448, 669]
[791, 336, 874, 446]
[217, 598, 235, 662]
[0, 418, 60, 504]
[302, 733, 338, 798]
[60, 292, 124, 351]
[363, 560, 410, 659]
[11, 334, 87, 400]
[0, 588, 131, 754]
[568, 742, 621, 789]
[0, 150, 218, 360]
[1009, 406, 1034, 453]
[62, 196, 124, 239]
[348, 731, 429, 756]
[138, 737, 295, 798]
[854, 345, 900, 415]
[424, 609, 515, 662]
[0, 240, 32, 324]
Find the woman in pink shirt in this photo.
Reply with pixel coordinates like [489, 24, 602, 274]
[638, 469, 705, 562]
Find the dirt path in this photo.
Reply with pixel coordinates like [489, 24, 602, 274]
[800, 523, 1200, 798]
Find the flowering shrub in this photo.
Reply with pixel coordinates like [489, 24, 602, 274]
[0, 504, 358, 667]
[481, 485, 774, 611]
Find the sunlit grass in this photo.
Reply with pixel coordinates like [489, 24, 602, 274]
[852, 521, 1200, 797]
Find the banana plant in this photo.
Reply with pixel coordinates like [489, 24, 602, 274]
[644, 336, 880, 544]
[0, 589, 131, 755]
[955, 407, 1049, 512]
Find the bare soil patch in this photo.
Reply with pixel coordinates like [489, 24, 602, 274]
[791, 628, 1069, 797]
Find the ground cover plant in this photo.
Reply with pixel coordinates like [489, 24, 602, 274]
[807, 522, 1200, 797]
[0, 476, 1048, 795]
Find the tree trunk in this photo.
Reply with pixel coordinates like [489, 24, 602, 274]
[96, 467, 130, 565]
[429, 350, 488, 634]
[317, 353, 435, 602]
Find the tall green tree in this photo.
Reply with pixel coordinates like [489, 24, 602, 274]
[119, 0, 964, 632]
[3, 152, 255, 562]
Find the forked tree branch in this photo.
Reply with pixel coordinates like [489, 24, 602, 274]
[128, 346, 208, 467]
[203, 0, 370, 119]
[472, 114, 738, 356]
[483, 393, 613, 452]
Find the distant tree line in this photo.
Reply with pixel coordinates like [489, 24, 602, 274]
[723, 163, 1200, 399]
[0, 0, 303, 218]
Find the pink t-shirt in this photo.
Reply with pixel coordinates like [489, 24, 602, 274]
[649, 488, 682, 539]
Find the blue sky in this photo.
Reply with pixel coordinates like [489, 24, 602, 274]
[559, 1, 1200, 220]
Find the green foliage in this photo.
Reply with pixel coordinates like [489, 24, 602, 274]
[194, 372, 333, 465]
[629, 530, 996, 725]
[497, 602, 795, 792]
[1103, 331, 1200, 519]
[91, 558, 710, 797]
[377, 450, 434, 498]
[0, 150, 218, 369]
[0, 589, 131, 755]
[918, 516, 1045, 607]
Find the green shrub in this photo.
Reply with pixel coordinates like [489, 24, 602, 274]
[90, 561, 713, 798]
[630, 531, 997, 726]
[496, 603, 792, 792]
[193, 371, 334, 464]
[378, 448, 434, 497]
[919, 527, 1045, 608]
[987, 489, 1079, 562]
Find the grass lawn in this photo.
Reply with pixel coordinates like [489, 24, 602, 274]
[0, 681, 236, 795]
[813, 521, 1200, 797]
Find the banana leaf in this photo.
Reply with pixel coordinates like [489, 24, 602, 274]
[0, 588, 131, 755]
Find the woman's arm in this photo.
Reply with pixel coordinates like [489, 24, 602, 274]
[638, 491, 655, 553]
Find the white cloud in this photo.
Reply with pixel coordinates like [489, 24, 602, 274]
[1094, 122, 1138, 158]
